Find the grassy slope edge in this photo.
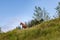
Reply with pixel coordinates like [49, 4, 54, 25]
[0, 18, 60, 40]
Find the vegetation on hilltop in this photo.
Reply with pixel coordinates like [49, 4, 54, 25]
[0, 18, 60, 40]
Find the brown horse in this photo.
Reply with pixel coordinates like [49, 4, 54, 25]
[20, 22, 27, 29]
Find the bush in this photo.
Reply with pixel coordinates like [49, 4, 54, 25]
[16, 26, 21, 29]
[27, 19, 44, 27]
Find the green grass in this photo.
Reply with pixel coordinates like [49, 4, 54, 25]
[0, 18, 60, 40]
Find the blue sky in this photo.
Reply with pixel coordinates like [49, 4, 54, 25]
[0, 0, 60, 32]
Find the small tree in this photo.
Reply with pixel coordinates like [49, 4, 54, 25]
[33, 6, 43, 21]
[0, 27, 1, 33]
[56, 2, 60, 18]
[43, 8, 50, 21]
[27, 6, 49, 27]
[33, 6, 50, 21]
[27, 21, 32, 27]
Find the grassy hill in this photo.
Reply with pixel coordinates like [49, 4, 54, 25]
[0, 18, 60, 40]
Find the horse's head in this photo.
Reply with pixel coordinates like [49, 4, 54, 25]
[20, 22, 23, 25]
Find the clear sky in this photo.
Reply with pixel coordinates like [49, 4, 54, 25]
[0, 0, 60, 32]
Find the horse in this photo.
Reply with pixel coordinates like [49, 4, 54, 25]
[20, 22, 27, 29]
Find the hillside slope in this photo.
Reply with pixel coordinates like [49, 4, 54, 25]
[0, 18, 60, 40]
